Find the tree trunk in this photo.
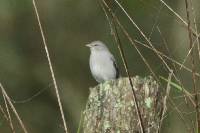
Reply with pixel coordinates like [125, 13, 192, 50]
[83, 76, 164, 133]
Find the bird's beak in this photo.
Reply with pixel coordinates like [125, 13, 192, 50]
[85, 43, 92, 48]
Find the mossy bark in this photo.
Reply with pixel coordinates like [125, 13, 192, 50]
[83, 76, 164, 133]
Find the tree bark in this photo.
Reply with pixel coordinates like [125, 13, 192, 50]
[83, 76, 164, 133]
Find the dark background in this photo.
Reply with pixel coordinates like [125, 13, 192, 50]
[0, 0, 199, 132]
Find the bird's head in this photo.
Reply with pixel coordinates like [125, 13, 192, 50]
[86, 41, 109, 52]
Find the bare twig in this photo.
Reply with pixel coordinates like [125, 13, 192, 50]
[179, 40, 196, 70]
[112, 0, 180, 82]
[10, 83, 52, 104]
[184, 0, 199, 131]
[190, 0, 200, 64]
[111, 11, 158, 80]
[168, 98, 193, 132]
[100, 1, 146, 133]
[2, 93, 15, 133]
[159, 0, 188, 26]
[0, 105, 9, 121]
[158, 23, 194, 111]
[157, 70, 172, 133]
[104, 0, 199, 109]
[100, 0, 198, 109]
[159, 0, 200, 39]
[32, 1, 68, 133]
[160, 100, 194, 132]
[134, 40, 200, 77]
[0, 83, 28, 133]
[0, 105, 16, 133]
[112, 20, 146, 133]
[148, 6, 163, 40]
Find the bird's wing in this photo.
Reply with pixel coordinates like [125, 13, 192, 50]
[110, 56, 120, 78]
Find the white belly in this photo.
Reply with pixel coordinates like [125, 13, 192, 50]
[89, 51, 117, 83]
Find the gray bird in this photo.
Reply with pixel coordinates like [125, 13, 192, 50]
[86, 41, 119, 83]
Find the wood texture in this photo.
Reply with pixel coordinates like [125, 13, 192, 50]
[83, 76, 164, 133]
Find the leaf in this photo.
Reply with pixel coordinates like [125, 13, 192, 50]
[160, 76, 183, 91]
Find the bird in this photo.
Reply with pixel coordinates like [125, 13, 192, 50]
[86, 41, 119, 83]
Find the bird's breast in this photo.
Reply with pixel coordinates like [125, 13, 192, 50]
[89, 51, 117, 82]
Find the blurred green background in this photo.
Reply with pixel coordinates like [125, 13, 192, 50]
[0, 0, 199, 132]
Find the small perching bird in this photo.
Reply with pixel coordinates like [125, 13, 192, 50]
[86, 41, 119, 83]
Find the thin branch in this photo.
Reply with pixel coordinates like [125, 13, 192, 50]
[100, 0, 158, 80]
[0, 105, 9, 121]
[156, 26, 179, 79]
[159, 0, 188, 26]
[190, 0, 200, 64]
[158, 23, 193, 112]
[105, 0, 198, 109]
[157, 70, 172, 133]
[0, 105, 16, 133]
[100, 0, 197, 108]
[112, 0, 179, 82]
[134, 40, 200, 77]
[184, 0, 199, 131]
[10, 83, 52, 104]
[2, 93, 15, 133]
[100, 1, 146, 133]
[32, 0, 68, 133]
[168, 98, 193, 132]
[148, 6, 163, 40]
[159, 0, 200, 39]
[179, 40, 196, 70]
[0, 83, 28, 133]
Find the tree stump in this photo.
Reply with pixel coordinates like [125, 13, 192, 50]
[83, 76, 164, 133]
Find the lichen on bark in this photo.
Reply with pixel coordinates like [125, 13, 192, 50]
[83, 76, 164, 133]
